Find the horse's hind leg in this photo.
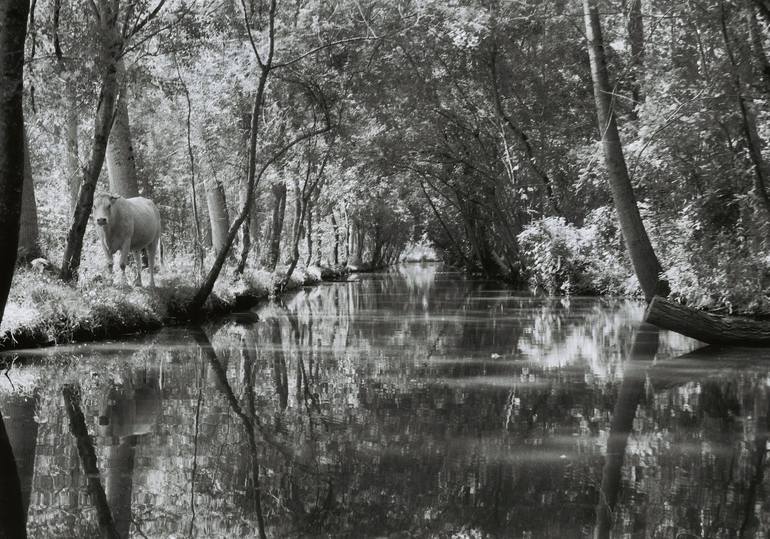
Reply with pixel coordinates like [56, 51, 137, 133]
[132, 250, 143, 286]
[147, 240, 157, 288]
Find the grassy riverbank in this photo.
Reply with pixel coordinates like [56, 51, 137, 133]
[0, 264, 350, 352]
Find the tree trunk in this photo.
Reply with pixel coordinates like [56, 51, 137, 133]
[720, 3, 770, 227]
[265, 181, 286, 272]
[627, 0, 645, 112]
[583, 0, 666, 302]
[65, 100, 80, 215]
[106, 61, 139, 198]
[0, 5, 29, 537]
[0, 0, 28, 311]
[341, 205, 349, 265]
[312, 209, 322, 266]
[60, 1, 122, 282]
[206, 179, 230, 256]
[305, 206, 313, 266]
[18, 129, 42, 262]
[280, 177, 305, 289]
[748, 6, 770, 93]
[331, 212, 339, 265]
[645, 296, 770, 346]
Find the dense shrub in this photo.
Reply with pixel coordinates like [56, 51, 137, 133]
[517, 210, 638, 296]
[519, 203, 770, 313]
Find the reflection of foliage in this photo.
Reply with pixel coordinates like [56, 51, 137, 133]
[3, 269, 770, 536]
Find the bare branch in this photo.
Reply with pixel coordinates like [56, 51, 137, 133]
[272, 36, 378, 69]
[127, 0, 168, 40]
[239, 0, 263, 67]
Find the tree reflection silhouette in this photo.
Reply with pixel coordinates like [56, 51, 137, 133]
[191, 327, 267, 539]
[0, 406, 27, 539]
[4, 393, 38, 522]
[98, 372, 161, 538]
[594, 323, 659, 539]
[62, 385, 120, 539]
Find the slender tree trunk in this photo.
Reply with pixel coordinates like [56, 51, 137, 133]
[206, 179, 230, 256]
[280, 176, 304, 289]
[583, 0, 666, 301]
[65, 101, 80, 215]
[627, 0, 645, 113]
[748, 6, 770, 93]
[312, 208, 322, 266]
[175, 56, 203, 274]
[489, 48, 560, 215]
[721, 3, 770, 226]
[341, 205, 349, 265]
[265, 181, 286, 272]
[18, 129, 42, 262]
[305, 205, 313, 266]
[106, 61, 139, 198]
[331, 212, 339, 265]
[191, 0, 328, 312]
[189, 1, 277, 312]
[60, 1, 122, 282]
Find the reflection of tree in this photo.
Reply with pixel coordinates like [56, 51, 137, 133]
[594, 323, 659, 538]
[191, 328, 267, 539]
[98, 371, 161, 538]
[0, 406, 27, 539]
[4, 393, 38, 521]
[61, 385, 120, 539]
[741, 386, 769, 536]
[269, 320, 288, 411]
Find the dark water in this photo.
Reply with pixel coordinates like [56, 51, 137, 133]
[2, 264, 770, 538]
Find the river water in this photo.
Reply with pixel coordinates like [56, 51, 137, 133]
[2, 264, 770, 538]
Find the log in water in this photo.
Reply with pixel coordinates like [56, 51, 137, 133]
[645, 295, 770, 347]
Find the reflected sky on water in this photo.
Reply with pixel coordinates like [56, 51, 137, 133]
[2, 264, 770, 537]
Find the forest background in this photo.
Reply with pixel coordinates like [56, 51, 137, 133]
[3, 0, 770, 346]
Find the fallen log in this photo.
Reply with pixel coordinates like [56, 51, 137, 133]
[645, 295, 770, 347]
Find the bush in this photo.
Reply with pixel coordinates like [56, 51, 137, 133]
[518, 209, 642, 297]
[518, 217, 592, 294]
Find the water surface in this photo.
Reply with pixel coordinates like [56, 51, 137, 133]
[2, 264, 770, 537]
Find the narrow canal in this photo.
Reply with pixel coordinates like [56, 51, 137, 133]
[2, 264, 768, 537]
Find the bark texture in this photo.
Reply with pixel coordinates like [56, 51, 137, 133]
[0, 5, 30, 536]
[106, 61, 140, 198]
[18, 130, 42, 262]
[627, 0, 645, 109]
[264, 181, 287, 272]
[65, 102, 80, 215]
[206, 179, 230, 256]
[583, 0, 666, 302]
[645, 296, 770, 346]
